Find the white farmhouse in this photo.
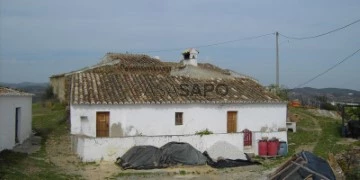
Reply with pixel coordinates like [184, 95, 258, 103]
[63, 50, 288, 161]
[0, 87, 33, 151]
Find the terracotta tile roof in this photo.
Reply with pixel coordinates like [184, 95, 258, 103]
[50, 53, 168, 78]
[100, 53, 164, 66]
[0, 87, 33, 96]
[71, 72, 283, 105]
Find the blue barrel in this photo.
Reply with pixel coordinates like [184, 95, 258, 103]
[278, 141, 288, 156]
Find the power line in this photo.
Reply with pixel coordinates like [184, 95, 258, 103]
[295, 47, 360, 88]
[134, 32, 275, 54]
[280, 18, 360, 40]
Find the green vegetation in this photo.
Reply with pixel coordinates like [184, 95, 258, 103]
[261, 107, 359, 172]
[1, 101, 359, 179]
[344, 106, 360, 120]
[313, 117, 345, 158]
[337, 144, 360, 179]
[43, 85, 55, 101]
[268, 84, 289, 101]
[316, 96, 338, 111]
[288, 107, 347, 158]
[32, 103, 68, 139]
[113, 172, 160, 178]
[195, 128, 213, 136]
[0, 103, 76, 179]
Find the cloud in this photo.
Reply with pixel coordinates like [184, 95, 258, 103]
[0, 0, 360, 89]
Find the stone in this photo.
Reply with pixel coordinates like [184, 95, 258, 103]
[206, 141, 247, 161]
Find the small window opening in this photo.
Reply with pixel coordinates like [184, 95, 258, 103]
[183, 52, 190, 60]
[175, 112, 183, 125]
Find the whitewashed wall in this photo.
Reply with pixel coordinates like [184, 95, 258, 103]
[72, 131, 288, 162]
[70, 103, 287, 137]
[72, 133, 244, 162]
[252, 131, 288, 155]
[0, 96, 32, 151]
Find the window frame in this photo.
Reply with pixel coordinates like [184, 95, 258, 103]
[96, 111, 110, 137]
[175, 112, 183, 125]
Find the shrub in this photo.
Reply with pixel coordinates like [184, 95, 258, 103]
[195, 128, 213, 136]
[43, 85, 55, 100]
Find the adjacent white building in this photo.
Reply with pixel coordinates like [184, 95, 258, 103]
[62, 49, 288, 161]
[0, 87, 33, 151]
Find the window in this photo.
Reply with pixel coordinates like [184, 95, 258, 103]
[175, 112, 183, 125]
[183, 52, 190, 59]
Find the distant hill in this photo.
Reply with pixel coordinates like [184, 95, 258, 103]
[289, 87, 360, 105]
[0, 82, 48, 88]
[0, 82, 49, 103]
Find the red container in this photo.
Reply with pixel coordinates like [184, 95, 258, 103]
[268, 140, 279, 156]
[258, 140, 268, 156]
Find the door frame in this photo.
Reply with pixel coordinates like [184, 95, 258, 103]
[96, 111, 110, 137]
[227, 111, 237, 133]
[15, 107, 21, 143]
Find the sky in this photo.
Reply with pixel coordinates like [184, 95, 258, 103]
[0, 0, 359, 90]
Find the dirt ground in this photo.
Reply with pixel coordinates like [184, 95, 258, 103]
[45, 131, 276, 179]
[307, 109, 341, 120]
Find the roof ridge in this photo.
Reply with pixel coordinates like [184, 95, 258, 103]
[0, 86, 34, 96]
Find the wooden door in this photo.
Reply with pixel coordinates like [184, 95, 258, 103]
[227, 111, 237, 133]
[96, 112, 109, 137]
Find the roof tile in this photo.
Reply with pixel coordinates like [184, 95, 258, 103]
[71, 73, 284, 105]
[0, 87, 33, 96]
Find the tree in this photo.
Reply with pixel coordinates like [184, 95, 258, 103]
[43, 85, 54, 100]
[347, 107, 360, 120]
[268, 84, 289, 101]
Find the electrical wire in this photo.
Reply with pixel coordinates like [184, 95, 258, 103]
[295, 47, 360, 88]
[280, 18, 360, 40]
[134, 32, 275, 54]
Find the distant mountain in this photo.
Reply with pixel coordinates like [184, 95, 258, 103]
[0, 82, 49, 103]
[289, 87, 360, 105]
[0, 82, 48, 88]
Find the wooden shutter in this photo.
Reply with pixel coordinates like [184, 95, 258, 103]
[243, 129, 252, 146]
[96, 112, 109, 137]
[227, 111, 237, 133]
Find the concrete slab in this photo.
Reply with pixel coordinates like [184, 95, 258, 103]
[13, 136, 42, 154]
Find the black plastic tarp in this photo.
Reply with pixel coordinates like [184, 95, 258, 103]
[159, 142, 207, 166]
[203, 151, 260, 168]
[269, 151, 336, 180]
[116, 146, 161, 170]
[116, 142, 206, 169]
[116, 142, 260, 170]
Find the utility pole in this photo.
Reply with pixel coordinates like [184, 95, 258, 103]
[276, 32, 279, 88]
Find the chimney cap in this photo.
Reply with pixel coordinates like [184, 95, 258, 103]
[182, 48, 199, 55]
